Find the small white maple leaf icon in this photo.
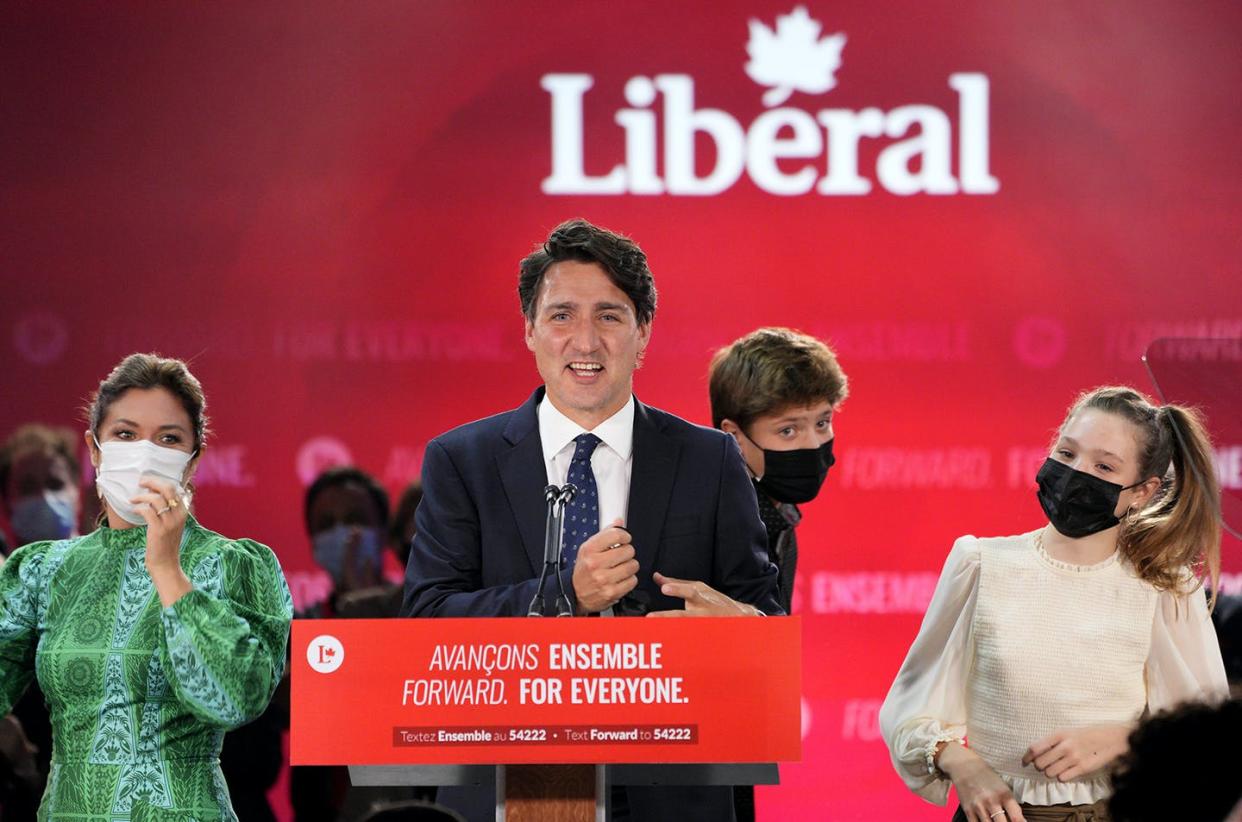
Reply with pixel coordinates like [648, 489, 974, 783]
[745, 6, 846, 107]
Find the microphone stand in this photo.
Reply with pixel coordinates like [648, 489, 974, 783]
[551, 483, 576, 616]
[526, 483, 577, 617]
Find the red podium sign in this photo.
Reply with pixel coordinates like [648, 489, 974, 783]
[291, 617, 801, 765]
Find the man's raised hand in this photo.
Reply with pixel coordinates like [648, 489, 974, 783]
[571, 518, 639, 614]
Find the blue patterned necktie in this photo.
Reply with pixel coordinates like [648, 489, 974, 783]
[561, 433, 601, 567]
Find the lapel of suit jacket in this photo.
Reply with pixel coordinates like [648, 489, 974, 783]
[496, 388, 549, 576]
[627, 397, 679, 578]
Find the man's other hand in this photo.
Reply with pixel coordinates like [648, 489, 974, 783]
[646, 572, 762, 617]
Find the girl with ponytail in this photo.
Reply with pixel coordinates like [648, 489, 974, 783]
[879, 386, 1228, 822]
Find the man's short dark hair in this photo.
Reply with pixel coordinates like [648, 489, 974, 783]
[518, 219, 657, 325]
[303, 466, 390, 535]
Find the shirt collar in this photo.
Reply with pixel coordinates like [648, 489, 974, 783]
[538, 394, 635, 462]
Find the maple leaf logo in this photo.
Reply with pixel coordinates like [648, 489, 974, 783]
[323, 646, 335, 658]
[745, 6, 846, 107]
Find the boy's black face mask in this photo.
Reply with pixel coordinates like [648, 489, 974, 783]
[753, 437, 835, 505]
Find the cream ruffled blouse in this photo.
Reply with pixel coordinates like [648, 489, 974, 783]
[879, 531, 1229, 807]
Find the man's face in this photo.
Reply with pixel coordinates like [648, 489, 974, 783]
[525, 260, 651, 428]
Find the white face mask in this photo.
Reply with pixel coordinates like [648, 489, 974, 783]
[312, 524, 384, 587]
[11, 488, 78, 543]
[94, 437, 195, 526]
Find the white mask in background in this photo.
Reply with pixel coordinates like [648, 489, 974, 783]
[312, 524, 384, 586]
[11, 488, 78, 543]
[94, 437, 195, 526]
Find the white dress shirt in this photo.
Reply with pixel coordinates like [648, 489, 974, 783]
[878, 531, 1228, 807]
[538, 394, 635, 534]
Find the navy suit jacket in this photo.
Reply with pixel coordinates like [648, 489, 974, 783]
[402, 388, 781, 617]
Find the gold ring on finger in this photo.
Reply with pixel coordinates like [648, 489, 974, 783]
[989, 813, 1006, 819]
[168, 497, 180, 509]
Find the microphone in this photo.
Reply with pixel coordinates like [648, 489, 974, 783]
[527, 483, 575, 617]
[528, 484, 561, 616]
[550, 483, 577, 616]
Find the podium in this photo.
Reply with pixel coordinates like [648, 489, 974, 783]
[348, 762, 780, 820]
[292, 617, 800, 820]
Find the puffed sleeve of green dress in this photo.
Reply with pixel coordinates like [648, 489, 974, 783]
[159, 535, 294, 729]
[0, 542, 56, 715]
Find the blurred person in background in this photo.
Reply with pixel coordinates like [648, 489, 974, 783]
[0, 352, 293, 820]
[225, 466, 395, 820]
[1, 424, 82, 546]
[302, 466, 390, 617]
[338, 481, 422, 619]
[880, 386, 1228, 822]
[1211, 592, 1242, 697]
[337, 480, 435, 811]
[288, 468, 431, 820]
[0, 424, 84, 817]
[1107, 697, 1242, 822]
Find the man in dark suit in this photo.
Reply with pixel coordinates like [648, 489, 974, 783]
[402, 219, 779, 820]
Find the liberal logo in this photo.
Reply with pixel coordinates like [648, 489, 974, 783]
[745, 5, 846, 107]
[307, 634, 345, 674]
[542, 5, 998, 197]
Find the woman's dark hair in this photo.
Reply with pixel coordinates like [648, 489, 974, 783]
[518, 218, 657, 325]
[303, 466, 390, 536]
[85, 353, 209, 450]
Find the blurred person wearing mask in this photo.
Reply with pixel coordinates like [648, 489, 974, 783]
[294, 467, 430, 822]
[0, 352, 292, 820]
[0, 425, 81, 817]
[302, 466, 389, 617]
[340, 479, 437, 809]
[338, 482, 423, 620]
[333, 481, 437, 812]
[0, 424, 82, 548]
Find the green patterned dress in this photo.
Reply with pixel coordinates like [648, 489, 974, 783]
[0, 516, 292, 821]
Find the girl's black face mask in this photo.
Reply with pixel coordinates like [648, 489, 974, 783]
[752, 437, 835, 505]
[1035, 458, 1144, 538]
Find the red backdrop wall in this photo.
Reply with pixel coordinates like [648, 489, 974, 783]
[3, 2, 1240, 818]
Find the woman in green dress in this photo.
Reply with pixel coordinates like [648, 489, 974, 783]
[0, 353, 293, 821]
